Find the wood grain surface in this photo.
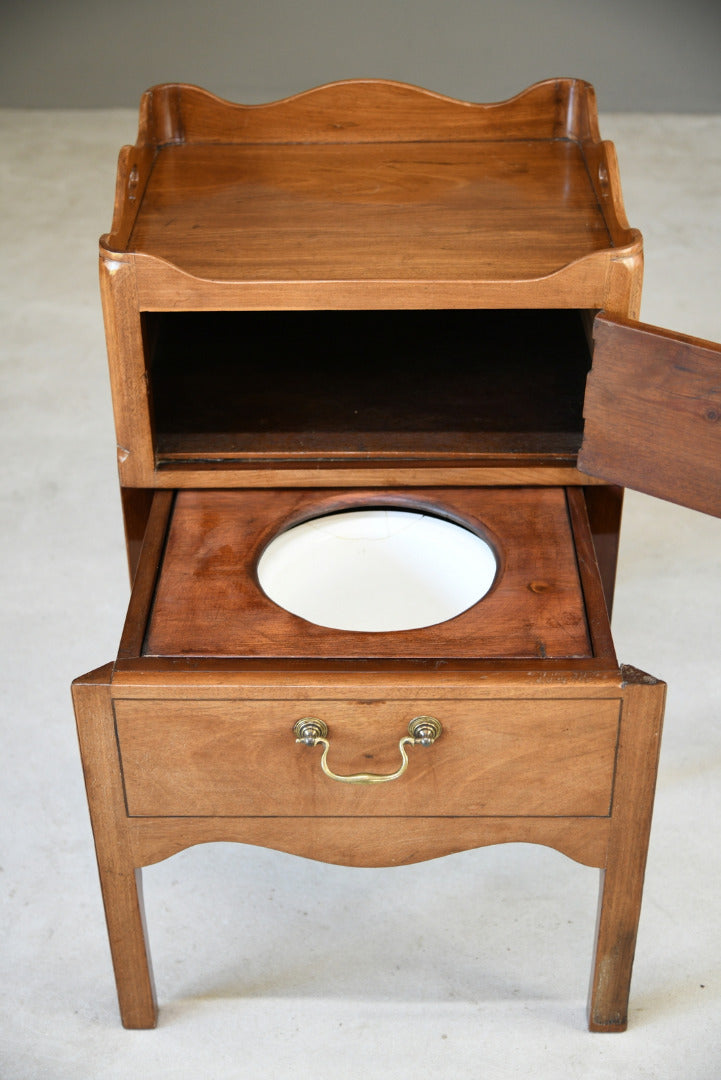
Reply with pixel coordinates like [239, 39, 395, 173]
[127, 140, 611, 284]
[143, 487, 598, 660]
[114, 695, 620, 819]
[580, 314, 721, 517]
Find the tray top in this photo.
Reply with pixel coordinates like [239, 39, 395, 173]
[128, 139, 611, 283]
[103, 79, 641, 307]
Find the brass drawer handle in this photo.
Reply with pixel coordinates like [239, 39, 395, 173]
[293, 716, 442, 785]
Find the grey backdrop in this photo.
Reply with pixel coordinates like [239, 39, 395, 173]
[2, 0, 720, 111]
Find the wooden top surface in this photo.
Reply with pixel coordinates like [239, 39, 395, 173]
[143, 487, 596, 660]
[103, 79, 641, 306]
[127, 138, 611, 283]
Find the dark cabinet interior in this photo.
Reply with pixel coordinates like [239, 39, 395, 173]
[146, 308, 593, 465]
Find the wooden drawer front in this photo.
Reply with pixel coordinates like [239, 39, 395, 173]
[115, 698, 620, 819]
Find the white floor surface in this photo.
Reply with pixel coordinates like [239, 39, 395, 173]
[1, 108, 720, 1079]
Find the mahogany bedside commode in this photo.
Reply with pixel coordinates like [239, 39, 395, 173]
[72, 78, 721, 1030]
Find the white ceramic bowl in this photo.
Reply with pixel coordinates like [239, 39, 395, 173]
[257, 508, 497, 632]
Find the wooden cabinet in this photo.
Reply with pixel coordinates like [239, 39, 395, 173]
[73, 77, 716, 1032]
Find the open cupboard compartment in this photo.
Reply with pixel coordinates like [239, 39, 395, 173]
[143, 306, 597, 468]
[124, 304, 721, 510]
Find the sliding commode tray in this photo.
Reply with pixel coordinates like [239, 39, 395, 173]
[75, 482, 665, 1032]
[142, 487, 600, 661]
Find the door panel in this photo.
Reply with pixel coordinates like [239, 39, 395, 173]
[579, 314, 721, 517]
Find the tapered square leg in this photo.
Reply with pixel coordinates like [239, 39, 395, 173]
[72, 666, 157, 1028]
[587, 669, 666, 1031]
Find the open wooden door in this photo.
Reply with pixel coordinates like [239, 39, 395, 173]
[579, 314, 721, 518]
